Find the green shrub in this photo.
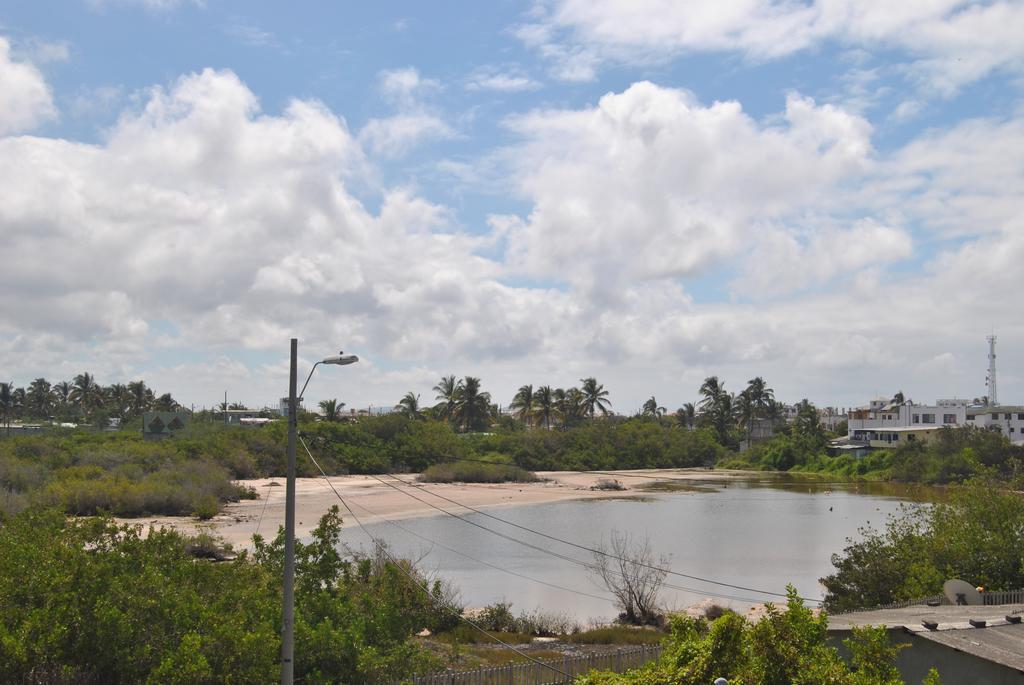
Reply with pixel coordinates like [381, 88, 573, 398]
[419, 461, 538, 483]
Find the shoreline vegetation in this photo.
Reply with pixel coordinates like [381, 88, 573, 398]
[4, 375, 1023, 682]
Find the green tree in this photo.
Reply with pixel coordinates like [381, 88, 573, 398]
[127, 380, 152, 416]
[319, 398, 344, 421]
[510, 384, 535, 426]
[395, 392, 422, 420]
[822, 482, 1024, 612]
[26, 377, 53, 419]
[432, 375, 462, 423]
[674, 402, 696, 429]
[71, 372, 103, 416]
[106, 383, 130, 418]
[454, 377, 491, 432]
[556, 387, 586, 427]
[641, 396, 666, 418]
[533, 385, 555, 429]
[153, 393, 179, 412]
[577, 586, 938, 684]
[579, 377, 612, 417]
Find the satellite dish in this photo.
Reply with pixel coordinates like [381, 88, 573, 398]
[944, 579, 982, 606]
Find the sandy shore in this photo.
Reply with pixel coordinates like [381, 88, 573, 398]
[124, 468, 746, 549]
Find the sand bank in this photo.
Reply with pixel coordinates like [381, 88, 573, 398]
[121, 468, 747, 549]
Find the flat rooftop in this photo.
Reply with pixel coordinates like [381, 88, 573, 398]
[830, 604, 1024, 672]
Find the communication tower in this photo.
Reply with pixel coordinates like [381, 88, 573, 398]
[986, 335, 998, 406]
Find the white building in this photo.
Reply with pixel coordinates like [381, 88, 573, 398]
[846, 397, 967, 446]
[967, 406, 1024, 445]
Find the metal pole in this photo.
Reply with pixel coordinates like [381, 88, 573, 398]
[281, 338, 298, 684]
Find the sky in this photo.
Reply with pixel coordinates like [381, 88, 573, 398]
[0, 0, 1022, 414]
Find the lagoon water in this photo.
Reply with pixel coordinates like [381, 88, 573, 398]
[341, 478, 918, 621]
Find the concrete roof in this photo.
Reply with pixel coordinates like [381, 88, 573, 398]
[967, 406, 1024, 415]
[914, 623, 1024, 671]
[830, 604, 1024, 630]
[830, 604, 1024, 671]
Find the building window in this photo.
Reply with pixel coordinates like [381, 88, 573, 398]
[1018, 413, 1024, 421]
[1012, 428, 1016, 433]
[967, 415, 975, 421]
[943, 414, 957, 424]
[922, 414, 936, 424]
[913, 414, 920, 424]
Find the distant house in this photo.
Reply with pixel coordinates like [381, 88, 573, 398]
[842, 397, 968, 450]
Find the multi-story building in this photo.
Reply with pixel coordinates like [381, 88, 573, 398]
[967, 406, 1024, 445]
[846, 398, 967, 448]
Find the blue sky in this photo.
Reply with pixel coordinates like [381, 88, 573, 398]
[1, 0, 1022, 412]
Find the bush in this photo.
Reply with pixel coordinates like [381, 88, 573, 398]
[822, 481, 1024, 612]
[568, 626, 663, 645]
[419, 461, 538, 484]
[0, 506, 445, 684]
[575, 587, 941, 684]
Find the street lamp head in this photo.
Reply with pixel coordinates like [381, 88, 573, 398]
[321, 353, 359, 366]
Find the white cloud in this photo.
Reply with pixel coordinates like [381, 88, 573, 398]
[1, 67, 1022, 409]
[224, 21, 281, 49]
[0, 37, 57, 135]
[377, 67, 441, 108]
[520, 0, 1024, 93]
[466, 65, 542, 92]
[501, 83, 873, 296]
[360, 67, 455, 157]
[359, 113, 456, 158]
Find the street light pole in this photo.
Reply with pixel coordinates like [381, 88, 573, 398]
[281, 339, 358, 685]
[282, 338, 298, 685]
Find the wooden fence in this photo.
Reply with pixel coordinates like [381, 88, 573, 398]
[410, 645, 663, 685]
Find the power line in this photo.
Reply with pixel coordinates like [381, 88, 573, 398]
[299, 432, 821, 603]
[363, 471, 773, 605]
[325, 477, 615, 605]
[297, 437, 571, 679]
[381, 471, 819, 604]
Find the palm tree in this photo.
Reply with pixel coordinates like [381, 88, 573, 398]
[455, 377, 491, 432]
[558, 387, 586, 427]
[26, 378, 52, 419]
[745, 377, 774, 417]
[106, 383, 130, 418]
[396, 392, 422, 420]
[127, 380, 151, 416]
[674, 402, 696, 429]
[153, 393, 179, 412]
[892, 390, 905, 405]
[765, 398, 786, 429]
[319, 398, 344, 421]
[733, 390, 755, 442]
[510, 384, 535, 426]
[71, 372, 103, 415]
[53, 380, 72, 407]
[533, 385, 555, 430]
[641, 396, 666, 418]
[433, 375, 462, 423]
[698, 376, 724, 416]
[698, 377, 734, 445]
[794, 399, 823, 441]
[579, 377, 611, 417]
